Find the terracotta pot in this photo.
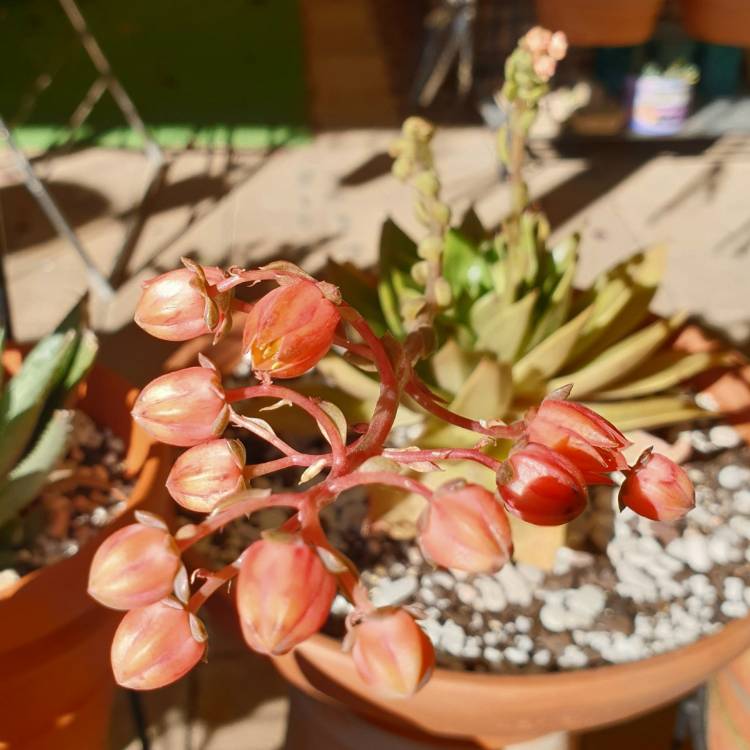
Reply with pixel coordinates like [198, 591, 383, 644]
[534, 0, 664, 46]
[0, 353, 172, 750]
[268, 325, 750, 749]
[680, 0, 750, 46]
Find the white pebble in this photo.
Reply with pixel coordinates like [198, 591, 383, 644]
[496, 564, 533, 607]
[515, 615, 532, 633]
[558, 645, 588, 669]
[539, 602, 569, 633]
[724, 577, 745, 602]
[463, 641, 482, 659]
[484, 646, 503, 664]
[735, 490, 750, 513]
[432, 571, 455, 589]
[504, 647, 529, 665]
[331, 594, 353, 617]
[684, 535, 713, 573]
[718, 465, 750, 491]
[514, 634, 534, 652]
[475, 577, 507, 612]
[566, 584, 606, 621]
[721, 600, 749, 619]
[440, 621, 466, 656]
[710, 425, 742, 449]
[371, 576, 418, 607]
[419, 588, 436, 605]
[730, 516, 750, 540]
[533, 649, 551, 667]
[455, 582, 477, 606]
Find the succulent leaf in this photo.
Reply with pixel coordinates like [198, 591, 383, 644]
[586, 395, 712, 432]
[471, 290, 538, 362]
[0, 410, 74, 527]
[442, 229, 493, 301]
[430, 339, 480, 395]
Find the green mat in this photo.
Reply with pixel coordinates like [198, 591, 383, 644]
[0, 0, 309, 149]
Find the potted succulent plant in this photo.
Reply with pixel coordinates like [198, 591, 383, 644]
[86, 30, 750, 750]
[0, 307, 171, 749]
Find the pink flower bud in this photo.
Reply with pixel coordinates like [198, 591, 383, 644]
[548, 31, 568, 61]
[350, 608, 435, 698]
[132, 363, 229, 447]
[533, 54, 557, 82]
[167, 439, 246, 513]
[111, 600, 206, 690]
[418, 482, 512, 574]
[526, 395, 630, 483]
[618, 451, 695, 521]
[88, 520, 181, 610]
[497, 443, 588, 526]
[236, 536, 337, 655]
[242, 280, 340, 379]
[134, 266, 227, 341]
[524, 26, 552, 54]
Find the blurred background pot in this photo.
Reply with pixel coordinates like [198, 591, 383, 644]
[680, 0, 750, 46]
[628, 74, 694, 136]
[0, 352, 172, 750]
[534, 0, 664, 46]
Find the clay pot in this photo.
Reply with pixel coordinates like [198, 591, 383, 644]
[0, 353, 172, 750]
[268, 325, 750, 749]
[680, 0, 750, 46]
[534, 0, 664, 46]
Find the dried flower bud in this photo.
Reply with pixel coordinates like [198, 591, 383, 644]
[618, 451, 695, 521]
[350, 608, 435, 698]
[242, 280, 340, 379]
[434, 277, 453, 308]
[418, 482, 512, 573]
[548, 31, 568, 61]
[134, 266, 227, 341]
[132, 364, 229, 447]
[88, 523, 180, 610]
[167, 439, 246, 513]
[533, 54, 557, 82]
[417, 236, 442, 261]
[525, 395, 630, 483]
[414, 170, 440, 198]
[111, 600, 206, 690]
[497, 443, 588, 526]
[524, 26, 552, 54]
[236, 536, 337, 655]
[402, 116, 434, 142]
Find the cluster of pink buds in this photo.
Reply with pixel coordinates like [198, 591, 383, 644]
[89, 258, 695, 696]
[522, 26, 568, 81]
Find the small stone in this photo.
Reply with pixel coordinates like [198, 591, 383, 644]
[566, 584, 606, 621]
[724, 577, 745, 602]
[735, 490, 750, 514]
[558, 645, 588, 669]
[483, 631, 502, 647]
[475, 577, 507, 612]
[683, 534, 713, 573]
[540, 602, 569, 633]
[0, 569, 20, 592]
[440, 621, 466, 656]
[514, 634, 533, 652]
[463, 640, 482, 659]
[419, 588, 436, 606]
[504, 647, 529, 665]
[496, 564, 533, 607]
[730, 516, 750, 540]
[371, 576, 418, 607]
[515, 615, 532, 633]
[709, 425, 742, 449]
[718, 465, 750, 491]
[721, 600, 749, 619]
[455, 582, 477, 606]
[533, 649, 551, 667]
[484, 646, 503, 664]
[432, 571, 455, 590]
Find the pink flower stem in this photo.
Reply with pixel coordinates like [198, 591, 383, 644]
[333, 333, 374, 361]
[225, 384, 348, 475]
[188, 561, 241, 613]
[406, 375, 524, 440]
[383, 447, 504, 474]
[176, 492, 302, 552]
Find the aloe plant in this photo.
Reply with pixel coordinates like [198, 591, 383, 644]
[309, 32, 726, 538]
[0, 306, 98, 532]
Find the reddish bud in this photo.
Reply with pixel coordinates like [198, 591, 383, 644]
[526, 395, 630, 483]
[167, 439, 246, 513]
[132, 363, 229, 447]
[418, 482, 512, 574]
[350, 608, 435, 698]
[242, 280, 340, 379]
[548, 31, 568, 61]
[497, 443, 588, 526]
[236, 536, 337, 655]
[618, 451, 695, 521]
[111, 600, 206, 690]
[135, 266, 227, 341]
[88, 520, 181, 610]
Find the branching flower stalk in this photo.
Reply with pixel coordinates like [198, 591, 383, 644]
[89, 252, 696, 697]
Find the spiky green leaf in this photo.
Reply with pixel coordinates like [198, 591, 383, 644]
[471, 290, 538, 363]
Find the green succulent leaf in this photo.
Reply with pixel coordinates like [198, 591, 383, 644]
[430, 338, 480, 396]
[513, 304, 594, 393]
[442, 229, 493, 302]
[377, 219, 420, 338]
[595, 350, 732, 400]
[471, 290, 538, 362]
[586, 395, 712, 432]
[0, 409, 74, 527]
[0, 329, 79, 481]
[551, 311, 687, 398]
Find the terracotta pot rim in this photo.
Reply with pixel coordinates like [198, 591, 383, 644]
[0, 359, 169, 602]
[302, 612, 750, 687]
